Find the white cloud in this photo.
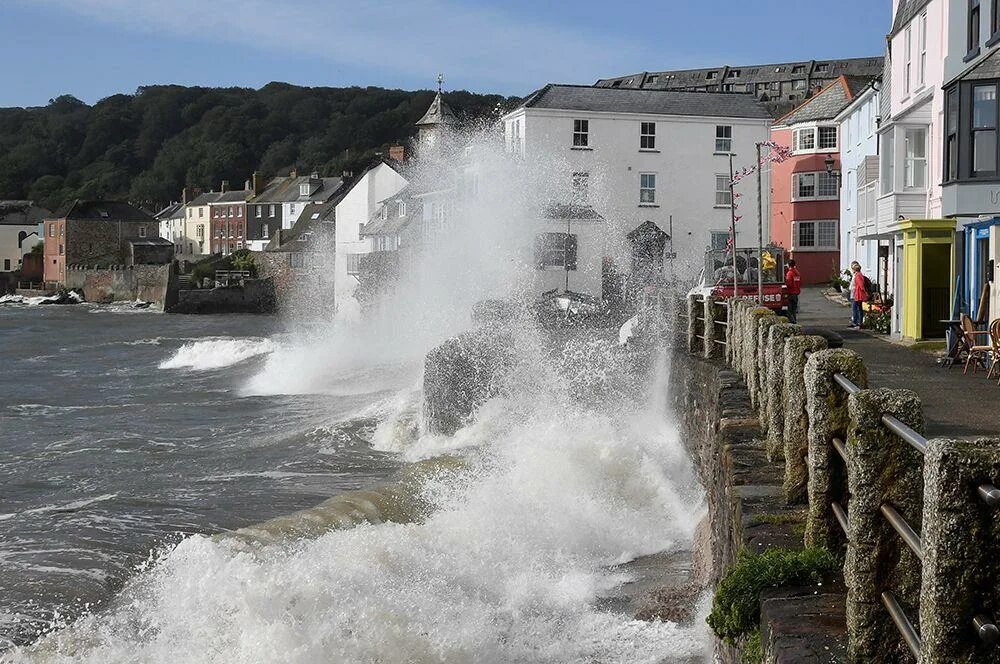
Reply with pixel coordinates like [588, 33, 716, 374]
[23, 0, 650, 93]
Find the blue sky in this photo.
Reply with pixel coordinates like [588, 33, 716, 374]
[1, 0, 891, 107]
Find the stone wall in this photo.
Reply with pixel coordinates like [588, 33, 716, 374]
[65, 264, 176, 310]
[167, 278, 276, 314]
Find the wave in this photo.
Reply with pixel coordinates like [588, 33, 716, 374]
[158, 338, 275, 371]
[11, 340, 709, 663]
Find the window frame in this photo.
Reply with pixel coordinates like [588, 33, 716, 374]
[903, 127, 929, 189]
[791, 171, 840, 201]
[918, 12, 928, 87]
[534, 232, 578, 270]
[715, 174, 733, 207]
[904, 25, 913, 95]
[969, 0, 982, 58]
[640, 122, 656, 150]
[639, 172, 657, 205]
[793, 220, 839, 252]
[972, 82, 999, 178]
[715, 125, 733, 153]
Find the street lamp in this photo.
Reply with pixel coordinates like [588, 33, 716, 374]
[824, 154, 839, 180]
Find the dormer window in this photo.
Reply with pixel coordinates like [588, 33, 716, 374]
[300, 183, 310, 196]
[398, 201, 407, 217]
[706, 71, 719, 80]
[381, 206, 388, 221]
[816, 63, 829, 73]
[792, 65, 806, 74]
[728, 70, 740, 78]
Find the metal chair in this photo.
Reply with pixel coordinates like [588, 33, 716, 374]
[962, 314, 992, 375]
[987, 319, 1000, 385]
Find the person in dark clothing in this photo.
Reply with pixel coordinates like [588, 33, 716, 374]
[785, 259, 802, 323]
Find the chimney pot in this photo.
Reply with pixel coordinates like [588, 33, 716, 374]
[389, 145, 405, 162]
[221, 180, 229, 193]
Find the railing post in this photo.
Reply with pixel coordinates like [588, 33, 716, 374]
[728, 299, 745, 370]
[920, 437, 1000, 663]
[744, 307, 774, 408]
[703, 296, 719, 359]
[763, 323, 801, 461]
[782, 335, 829, 503]
[804, 349, 868, 550]
[687, 294, 700, 355]
[755, 314, 786, 429]
[845, 388, 926, 664]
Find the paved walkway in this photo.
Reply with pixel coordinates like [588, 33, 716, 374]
[796, 287, 1000, 438]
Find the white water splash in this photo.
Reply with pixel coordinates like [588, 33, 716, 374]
[158, 338, 276, 371]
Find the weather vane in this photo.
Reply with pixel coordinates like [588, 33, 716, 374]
[437, 74, 444, 93]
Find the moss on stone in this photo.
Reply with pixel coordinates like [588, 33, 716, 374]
[753, 511, 806, 526]
[741, 632, 763, 664]
[707, 547, 839, 644]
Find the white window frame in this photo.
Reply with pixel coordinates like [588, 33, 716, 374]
[138, 226, 147, 238]
[793, 220, 839, 251]
[792, 125, 838, 153]
[715, 174, 732, 207]
[398, 201, 406, 217]
[639, 173, 656, 204]
[640, 122, 656, 150]
[904, 25, 912, 95]
[572, 119, 589, 147]
[256, 206, 262, 218]
[792, 171, 840, 201]
[715, 125, 733, 153]
[903, 126, 928, 189]
[918, 12, 927, 87]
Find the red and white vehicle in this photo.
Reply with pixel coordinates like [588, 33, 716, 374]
[694, 245, 789, 312]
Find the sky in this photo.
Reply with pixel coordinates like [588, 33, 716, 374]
[0, 0, 891, 108]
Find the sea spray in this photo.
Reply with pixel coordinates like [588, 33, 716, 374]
[158, 337, 276, 370]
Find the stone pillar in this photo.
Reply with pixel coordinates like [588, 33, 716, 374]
[920, 437, 1000, 663]
[804, 349, 868, 550]
[703, 297, 718, 359]
[744, 307, 774, 408]
[763, 322, 800, 461]
[687, 294, 699, 355]
[782, 334, 829, 503]
[755, 314, 787, 435]
[844, 389, 925, 664]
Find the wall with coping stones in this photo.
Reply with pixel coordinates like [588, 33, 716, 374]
[65, 264, 177, 310]
[696, 296, 1000, 664]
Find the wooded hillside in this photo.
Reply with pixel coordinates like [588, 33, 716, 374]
[0, 83, 512, 212]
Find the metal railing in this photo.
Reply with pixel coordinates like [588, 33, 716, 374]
[815, 353, 1000, 657]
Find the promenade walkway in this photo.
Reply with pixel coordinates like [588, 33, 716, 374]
[796, 287, 999, 437]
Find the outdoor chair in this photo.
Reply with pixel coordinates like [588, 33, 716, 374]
[961, 314, 992, 375]
[987, 319, 1000, 385]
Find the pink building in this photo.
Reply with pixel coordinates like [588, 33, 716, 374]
[770, 76, 874, 284]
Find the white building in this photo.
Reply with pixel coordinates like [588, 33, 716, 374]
[185, 191, 219, 260]
[836, 81, 882, 277]
[499, 84, 773, 281]
[155, 201, 187, 258]
[333, 160, 408, 320]
[0, 201, 49, 273]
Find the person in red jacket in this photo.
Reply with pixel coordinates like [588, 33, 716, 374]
[785, 259, 802, 323]
[850, 261, 867, 328]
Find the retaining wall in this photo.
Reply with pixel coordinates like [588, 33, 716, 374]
[65, 264, 176, 310]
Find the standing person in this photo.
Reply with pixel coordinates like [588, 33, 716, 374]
[785, 259, 802, 323]
[850, 262, 867, 328]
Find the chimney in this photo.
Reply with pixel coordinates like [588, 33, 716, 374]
[192, 186, 203, 198]
[342, 170, 354, 178]
[220, 180, 229, 194]
[289, 169, 297, 179]
[244, 178, 252, 192]
[310, 171, 319, 180]
[252, 171, 264, 196]
[182, 187, 192, 204]
[389, 145, 405, 162]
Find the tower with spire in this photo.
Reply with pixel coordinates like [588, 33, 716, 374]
[415, 74, 456, 153]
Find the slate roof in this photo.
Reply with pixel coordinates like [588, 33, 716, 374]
[58, 200, 154, 223]
[775, 76, 874, 126]
[416, 92, 456, 126]
[210, 190, 253, 204]
[189, 192, 222, 207]
[0, 200, 52, 225]
[153, 201, 185, 220]
[891, 0, 932, 36]
[514, 84, 772, 119]
[362, 187, 417, 237]
[543, 204, 606, 220]
[950, 45, 1000, 84]
[266, 199, 336, 252]
[250, 176, 344, 204]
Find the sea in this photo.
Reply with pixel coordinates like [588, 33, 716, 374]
[0, 299, 711, 663]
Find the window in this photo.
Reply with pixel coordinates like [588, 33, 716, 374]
[196, 225, 204, 238]
[237, 206, 242, 217]
[398, 201, 406, 217]
[946, 89, 959, 181]
[715, 175, 732, 206]
[728, 70, 740, 78]
[795, 220, 838, 250]
[707, 71, 719, 80]
[970, 0, 981, 54]
[904, 26, 914, 96]
[640, 122, 656, 149]
[715, 125, 733, 152]
[710, 231, 729, 250]
[639, 173, 656, 204]
[793, 172, 839, 199]
[188, 209, 193, 219]
[48, 223, 54, 237]
[973, 84, 998, 175]
[380, 206, 388, 221]
[256, 206, 262, 218]
[994, 0, 1000, 36]
[138, 226, 147, 238]
[792, 65, 806, 74]
[199, 208, 204, 218]
[818, 127, 838, 149]
[289, 203, 297, 215]
[648, 75, 659, 84]
[262, 225, 269, 239]
[59, 244, 64, 255]
[881, 130, 895, 193]
[534, 232, 578, 269]
[573, 119, 589, 147]
[793, 79, 806, 90]
[572, 172, 589, 202]
[919, 13, 927, 86]
[815, 63, 829, 73]
[268, 204, 276, 217]
[904, 128, 928, 188]
[793, 127, 816, 151]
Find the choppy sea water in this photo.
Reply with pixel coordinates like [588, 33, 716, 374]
[1, 302, 711, 663]
[0, 304, 405, 649]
